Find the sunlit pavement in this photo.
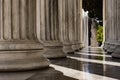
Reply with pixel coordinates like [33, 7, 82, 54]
[0, 47, 120, 80]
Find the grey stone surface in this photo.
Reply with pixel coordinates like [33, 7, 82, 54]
[0, 0, 50, 71]
[27, 68, 77, 80]
[112, 45, 120, 58]
[103, 0, 120, 58]
[37, 0, 66, 58]
[58, 0, 74, 53]
[63, 42, 74, 53]
[71, 0, 83, 51]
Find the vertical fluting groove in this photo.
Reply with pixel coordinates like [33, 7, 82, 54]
[12, 0, 20, 40]
[19, 0, 21, 40]
[44, 0, 47, 40]
[78, 0, 81, 42]
[71, 0, 74, 41]
[115, 0, 117, 40]
[0, 0, 3, 40]
[40, 0, 45, 41]
[20, 0, 27, 40]
[69, 0, 75, 41]
[28, 0, 31, 40]
[67, 0, 69, 41]
[65, 0, 69, 41]
[56, 0, 59, 40]
[107, 0, 109, 40]
[77, 0, 80, 41]
[0, 0, 1, 39]
[46, 0, 50, 41]
[111, 0, 114, 40]
[40, 0, 42, 40]
[106, 0, 108, 40]
[45, 0, 49, 40]
[58, 0, 63, 41]
[50, 0, 54, 40]
[62, 0, 65, 41]
[118, 0, 120, 40]
[77, 0, 81, 41]
[33, 0, 37, 40]
[54, 0, 59, 40]
[110, 0, 112, 40]
[2, 0, 4, 40]
[26, 0, 30, 40]
[116, 0, 118, 40]
[108, 0, 110, 39]
[76, 0, 79, 41]
[74, 0, 77, 41]
[116, 0, 119, 40]
[49, 0, 52, 40]
[11, 0, 13, 39]
[53, 0, 56, 40]
[39, 0, 41, 40]
[47, 0, 50, 40]
[28, 0, 34, 40]
[65, 0, 68, 41]
[26, 0, 29, 40]
[113, 0, 116, 40]
[30, 0, 33, 39]
[53, 0, 55, 40]
[3, 0, 12, 40]
[78, 0, 81, 41]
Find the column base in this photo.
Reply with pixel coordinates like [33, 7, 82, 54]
[112, 45, 120, 58]
[72, 42, 82, 51]
[107, 44, 116, 54]
[0, 40, 43, 50]
[0, 50, 50, 71]
[106, 41, 118, 54]
[63, 42, 74, 54]
[43, 41, 66, 58]
[103, 42, 110, 51]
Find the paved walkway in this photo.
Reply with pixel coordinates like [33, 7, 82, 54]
[0, 47, 120, 80]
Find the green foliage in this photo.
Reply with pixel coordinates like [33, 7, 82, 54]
[96, 25, 103, 43]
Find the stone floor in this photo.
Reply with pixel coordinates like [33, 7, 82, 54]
[0, 47, 120, 80]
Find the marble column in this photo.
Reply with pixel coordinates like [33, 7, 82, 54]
[37, 0, 66, 58]
[71, 0, 83, 51]
[104, 0, 120, 58]
[82, 10, 89, 47]
[111, 0, 120, 58]
[103, 0, 116, 52]
[0, 0, 50, 71]
[58, 0, 74, 54]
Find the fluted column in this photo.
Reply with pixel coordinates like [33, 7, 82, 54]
[82, 10, 89, 47]
[71, 0, 83, 51]
[37, 0, 66, 58]
[111, 0, 120, 58]
[0, 0, 49, 71]
[58, 0, 74, 54]
[104, 0, 120, 58]
[103, 0, 117, 53]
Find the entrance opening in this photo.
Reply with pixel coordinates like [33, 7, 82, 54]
[82, 0, 103, 47]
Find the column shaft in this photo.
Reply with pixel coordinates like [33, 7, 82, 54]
[104, 0, 120, 58]
[59, 0, 74, 53]
[37, 0, 66, 58]
[72, 0, 83, 51]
